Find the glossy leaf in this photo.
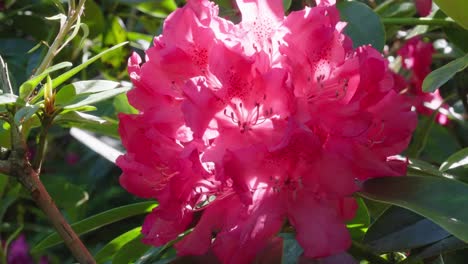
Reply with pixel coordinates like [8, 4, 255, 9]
[95, 227, 142, 263]
[19, 62, 72, 99]
[363, 206, 450, 252]
[54, 112, 119, 138]
[55, 80, 123, 106]
[422, 54, 468, 92]
[32, 201, 157, 252]
[440, 148, 468, 172]
[337, 1, 385, 51]
[50, 42, 128, 90]
[63, 87, 131, 110]
[359, 176, 468, 243]
[112, 234, 152, 264]
[415, 236, 466, 260]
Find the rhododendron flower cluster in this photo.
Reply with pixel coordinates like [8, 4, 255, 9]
[397, 36, 449, 125]
[117, 0, 417, 262]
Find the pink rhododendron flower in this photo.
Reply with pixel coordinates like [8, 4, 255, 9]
[414, 0, 432, 16]
[397, 36, 449, 125]
[117, 0, 417, 262]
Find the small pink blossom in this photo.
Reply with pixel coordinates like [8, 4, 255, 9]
[118, 0, 417, 262]
[398, 36, 449, 125]
[414, 0, 432, 16]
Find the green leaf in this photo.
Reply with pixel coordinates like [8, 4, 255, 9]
[54, 112, 119, 137]
[14, 104, 40, 124]
[113, 93, 137, 114]
[63, 87, 131, 110]
[32, 201, 157, 253]
[55, 80, 124, 106]
[440, 148, 468, 172]
[50, 42, 128, 90]
[444, 25, 468, 53]
[359, 176, 468, 243]
[346, 198, 369, 241]
[0, 93, 17, 105]
[363, 206, 450, 252]
[407, 114, 437, 159]
[42, 176, 89, 222]
[337, 1, 385, 51]
[280, 233, 303, 264]
[414, 236, 466, 261]
[433, 0, 468, 29]
[19, 62, 72, 99]
[95, 226, 142, 263]
[422, 54, 468, 92]
[112, 234, 152, 264]
[0, 174, 8, 198]
[136, 0, 177, 18]
[82, 0, 105, 38]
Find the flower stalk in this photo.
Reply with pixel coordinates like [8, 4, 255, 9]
[381, 17, 458, 27]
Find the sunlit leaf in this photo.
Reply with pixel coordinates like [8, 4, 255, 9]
[422, 54, 468, 92]
[19, 62, 72, 99]
[32, 201, 157, 252]
[95, 227, 142, 264]
[50, 42, 128, 91]
[440, 148, 468, 172]
[112, 234, 151, 264]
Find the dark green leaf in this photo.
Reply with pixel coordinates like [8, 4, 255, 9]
[407, 114, 437, 159]
[95, 226, 142, 264]
[19, 62, 72, 99]
[112, 234, 152, 264]
[280, 233, 303, 264]
[32, 201, 157, 252]
[416, 236, 467, 260]
[422, 54, 468, 92]
[42, 176, 88, 221]
[337, 1, 385, 51]
[363, 206, 450, 252]
[440, 148, 468, 171]
[444, 25, 468, 53]
[359, 176, 468, 243]
[0, 174, 8, 198]
[82, 0, 105, 38]
[14, 104, 40, 124]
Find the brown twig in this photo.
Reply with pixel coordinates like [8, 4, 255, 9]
[8, 114, 96, 263]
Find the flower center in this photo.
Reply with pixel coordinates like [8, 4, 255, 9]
[223, 98, 273, 133]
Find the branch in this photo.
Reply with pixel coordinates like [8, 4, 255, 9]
[381, 17, 458, 27]
[33, 0, 87, 76]
[8, 115, 96, 263]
